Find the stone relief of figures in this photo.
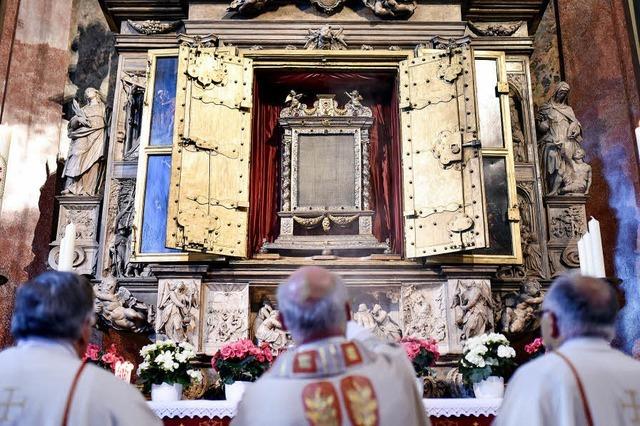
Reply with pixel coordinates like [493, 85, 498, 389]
[550, 206, 586, 240]
[127, 20, 183, 35]
[537, 82, 592, 196]
[304, 25, 348, 50]
[58, 208, 96, 241]
[62, 88, 109, 196]
[108, 179, 148, 278]
[361, 0, 416, 19]
[402, 285, 447, 342]
[227, 0, 415, 18]
[353, 303, 402, 341]
[467, 21, 523, 37]
[94, 276, 155, 333]
[509, 89, 528, 163]
[451, 280, 493, 340]
[253, 299, 290, 351]
[204, 284, 249, 352]
[120, 72, 146, 160]
[498, 279, 544, 334]
[156, 281, 199, 344]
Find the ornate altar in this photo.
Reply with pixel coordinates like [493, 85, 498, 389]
[264, 91, 388, 255]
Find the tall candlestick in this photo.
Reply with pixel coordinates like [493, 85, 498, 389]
[58, 223, 76, 271]
[588, 217, 606, 277]
[0, 124, 12, 215]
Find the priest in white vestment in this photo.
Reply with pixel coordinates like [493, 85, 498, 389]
[0, 271, 161, 426]
[495, 274, 640, 426]
[233, 266, 429, 426]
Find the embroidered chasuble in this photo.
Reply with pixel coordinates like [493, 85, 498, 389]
[495, 338, 640, 426]
[0, 338, 161, 426]
[233, 336, 430, 426]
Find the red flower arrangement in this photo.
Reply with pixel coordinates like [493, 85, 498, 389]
[212, 339, 274, 385]
[400, 337, 440, 377]
[83, 343, 125, 372]
[524, 337, 545, 358]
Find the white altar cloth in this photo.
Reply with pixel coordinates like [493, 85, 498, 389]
[148, 398, 502, 419]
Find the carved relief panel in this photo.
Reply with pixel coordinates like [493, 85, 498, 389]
[401, 284, 449, 352]
[202, 283, 249, 354]
[156, 278, 200, 347]
[447, 279, 493, 353]
[349, 285, 401, 342]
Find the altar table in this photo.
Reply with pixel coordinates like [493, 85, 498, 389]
[149, 398, 501, 426]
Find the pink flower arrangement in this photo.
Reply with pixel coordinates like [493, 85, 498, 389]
[212, 339, 274, 384]
[400, 337, 440, 377]
[83, 343, 125, 372]
[525, 337, 545, 357]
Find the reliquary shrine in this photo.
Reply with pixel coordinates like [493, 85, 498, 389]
[50, 0, 588, 389]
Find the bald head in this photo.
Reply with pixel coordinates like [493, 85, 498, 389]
[277, 267, 349, 344]
[544, 274, 619, 342]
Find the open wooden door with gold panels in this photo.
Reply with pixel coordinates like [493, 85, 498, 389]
[399, 38, 490, 258]
[166, 41, 253, 257]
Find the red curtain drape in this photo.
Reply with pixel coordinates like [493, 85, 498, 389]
[248, 71, 404, 256]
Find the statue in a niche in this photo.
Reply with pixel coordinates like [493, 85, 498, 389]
[537, 82, 590, 196]
[62, 88, 108, 196]
[157, 281, 199, 343]
[94, 277, 155, 333]
[499, 279, 544, 334]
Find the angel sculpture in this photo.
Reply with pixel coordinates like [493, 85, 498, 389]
[62, 88, 108, 196]
[282, 90, 306, 117]
[451, 280, 493, 339]
[157, 281, 199, 343]
[304, 25, 348, 50]
[94, 277, 154, 333]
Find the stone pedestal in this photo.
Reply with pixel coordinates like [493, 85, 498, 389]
[544, 195, 587, 277]
[48, 196, 102, 276]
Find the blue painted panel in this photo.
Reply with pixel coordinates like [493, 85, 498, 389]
[141, 155, 179, 253]
[149, 57, 178, 146]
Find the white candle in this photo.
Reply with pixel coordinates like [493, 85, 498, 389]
[582, 232, 593, 276]
[635, 122, 640, 161]
[577, 237, 588, 275]
[58, 222, 76, 271]
[588, 217, 606, 277]
[0, 124, 11, 214]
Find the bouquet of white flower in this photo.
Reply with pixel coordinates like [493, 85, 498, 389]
[137, 340, 203, 391]
[458, 333, 517, 385]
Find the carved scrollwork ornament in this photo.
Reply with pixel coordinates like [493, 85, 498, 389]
[127, 20, 182, 35]
[467, 21, 523, 37]
[304, 25, 348, 50]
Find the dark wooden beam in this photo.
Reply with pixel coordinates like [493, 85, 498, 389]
[98, 0, 188, 31]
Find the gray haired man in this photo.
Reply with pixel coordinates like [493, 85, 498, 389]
[0, 271, 161, 426]
[495, 275, 640, 426]
[233, 266, 429, 426]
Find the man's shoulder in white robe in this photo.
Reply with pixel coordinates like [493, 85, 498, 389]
[494, 337, 640, 426]
[0, 338, 161, 426]
[232, 335, 430, 426]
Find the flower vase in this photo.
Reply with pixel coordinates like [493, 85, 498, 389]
[415, 377, 424, 398]
[151, 382, 183, 402]
[225, 381, 250, 403]
[473, 376, 504, 399]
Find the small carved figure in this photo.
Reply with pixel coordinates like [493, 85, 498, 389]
[500, 279, 544, 334]
[510, 95, 527, 162]
[284, 90, 305, 114]
[521, 225, 544, 278]
[404, 291, 446, 341]
[451, 280, 493, 339]
[157, 281, 199, 343]
[371, 304, 402, 341]
[537, 82, 589, 195]
[94, 277, 154, 333]
[304, 25, 347, 50]
[353, 303, 376, 330]
[344, 90, 369, 116]
[559, 148, 592, 195]
[206, 308, 245, 344]
[62, 88, 108, 196]
[253, 300, 289, 351]
[362, 0, 416, 18]
[227, 0, 272, 14]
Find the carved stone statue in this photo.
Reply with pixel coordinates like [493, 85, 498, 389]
[283, 90, 305, 116]
[451, 280, 493, 339]
[509, 94, 527, 163]
[537, 82, 589, 196]
[304, 25, 347, 50]
[559, 148, 592, 195]
[109, 180, 144, 277]
[94, 277, 155, 333]
[157, 281, 199, 343]
[344, 90, 370, 116]
[362, 0, 416, 18]
[353, 303, 401, 341]
[121, 73, 145, 160]
[253, 300, 290, 351]
[62, 88, 108, 196]
[499, 279, 544, 334]
[521, 224, 544, 278]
